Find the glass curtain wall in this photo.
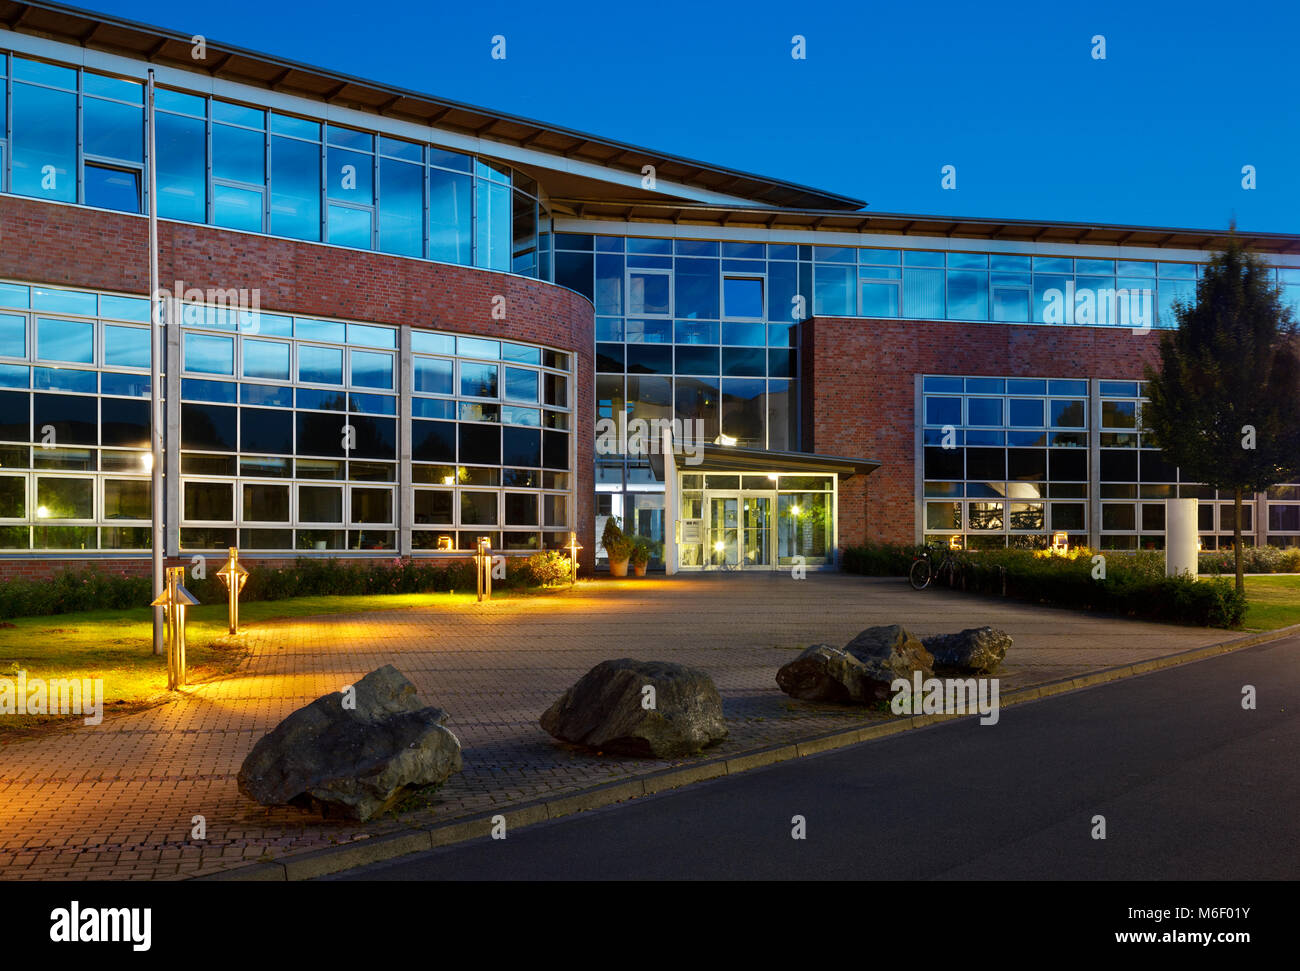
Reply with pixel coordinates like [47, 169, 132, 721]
[0, 50, 550, 279]
[920, 374, 1298, 550]
[0, 279, 575, 554]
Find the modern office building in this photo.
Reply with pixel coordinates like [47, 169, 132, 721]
[0, 2, 1297, 580]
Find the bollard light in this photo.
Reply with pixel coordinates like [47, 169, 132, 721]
[215, 546, 249, 635]
[476, 536, 493, 602]
[567, 530, 582, 587]
[150, 565, 200, 690]
[1051, 531, 1069, 555]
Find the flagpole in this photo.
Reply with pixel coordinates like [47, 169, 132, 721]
[147, 68, 164, 656]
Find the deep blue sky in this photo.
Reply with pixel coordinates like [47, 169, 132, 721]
[88, 0, 1299, 233]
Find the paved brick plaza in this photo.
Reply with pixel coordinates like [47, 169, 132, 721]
[0, 574, 1233, 880]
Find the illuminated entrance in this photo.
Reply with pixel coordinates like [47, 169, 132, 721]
[660, 442, 879, 574]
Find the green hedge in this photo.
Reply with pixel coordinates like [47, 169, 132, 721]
[1199, 546, 1300, 575]
[840, 542, 925, 576]
[841, 544, 1247, 628]
[0, 554, 573, 621]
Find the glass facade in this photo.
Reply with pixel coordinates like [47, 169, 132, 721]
[921, 375, 1300, 550]
[0, 280, 575, 554]
[0, 50, 550, 279]
[676, 472, 834, 570]
[4, 37, 1299, 568]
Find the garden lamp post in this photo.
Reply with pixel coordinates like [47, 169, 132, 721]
[476, 537, 492, 602]
[215, 546, 249, 635]
[150, 566, 199, 690]
[567, 530, 582, 586]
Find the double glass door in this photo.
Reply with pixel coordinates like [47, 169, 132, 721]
[706, 492, 771, 568]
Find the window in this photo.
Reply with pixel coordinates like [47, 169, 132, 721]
[429, 167, 472, 265]
[460, 362, 498, 399]
[157, 104, 206, 222]
[36, 476, 93, 519]
[212, 108, 266, 232]
[271, 133, 321, 241]
[723, 277, 763, 319]
[184, 334, 234, 375]
[37, 318, 94, 364]
[461, 491, 498, 525]
[628, 269, 671, 316]
[475, 176, 511, 271]
[350, 350, 394, 390]
[299, 346, 344, 385]
[299, 485, 342, 522]
[379, 141, 423, 257]
[504, 367, 538, 403]
[12, 62, 76, 202]
[242, 340, 290, 381]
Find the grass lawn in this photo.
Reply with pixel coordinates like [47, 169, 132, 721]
[1242, 575, 1300, 631]
[0, 589, 546, 738]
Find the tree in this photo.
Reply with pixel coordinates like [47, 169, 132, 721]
[1142, 236, 1300, 595]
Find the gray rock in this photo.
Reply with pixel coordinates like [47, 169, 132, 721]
[922, 627, 1011, 673]
[777, 625, 934, 704]
[775, 643, 874, 703]
[237, 664, 462, 821]
[540, 658, 727, 758]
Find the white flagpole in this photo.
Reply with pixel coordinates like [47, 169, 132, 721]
[147, 69, 164, 656]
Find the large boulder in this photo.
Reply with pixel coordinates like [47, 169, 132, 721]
[777, 625, 933, 704]
[237, 665, 462, 821]
[540, 659, 727, 758]
[922, 627, 1011, 674]
[775, 643, 876, 703]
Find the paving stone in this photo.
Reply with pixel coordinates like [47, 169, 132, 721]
[0, 574, 1228, 879]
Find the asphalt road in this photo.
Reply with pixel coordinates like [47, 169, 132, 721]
[334, 636, 1299, 880]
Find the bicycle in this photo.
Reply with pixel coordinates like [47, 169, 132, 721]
[909, 544, 958, 590]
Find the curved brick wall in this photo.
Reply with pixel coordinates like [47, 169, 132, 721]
[802, 316, 1161, 548]
[0, 195, 596, 577]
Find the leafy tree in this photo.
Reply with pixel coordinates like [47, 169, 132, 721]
[1143, 236, 1300, 594]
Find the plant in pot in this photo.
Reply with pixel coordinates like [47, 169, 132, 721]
[602, 517, 634, 577]
[630, 537, 652, 577]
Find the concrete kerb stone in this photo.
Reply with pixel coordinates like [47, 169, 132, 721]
[194, 860, 287, 881]
[196, 621, 1299, 881]
[280, 829, 435, 881]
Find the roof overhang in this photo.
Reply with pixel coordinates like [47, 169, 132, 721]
[551, 201, 1300, 255]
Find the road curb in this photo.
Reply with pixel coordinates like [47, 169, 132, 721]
[195, 621, 1298, 881]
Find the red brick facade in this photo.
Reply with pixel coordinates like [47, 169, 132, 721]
[802, 316, 1162, 547]
[0, 195, 597, 573]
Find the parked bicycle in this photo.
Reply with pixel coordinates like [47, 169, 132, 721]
[909, 543, 959, 590]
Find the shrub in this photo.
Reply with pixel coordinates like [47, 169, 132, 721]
[0, 554, 565, 621]
[841, 542, 925, 576]
[524, 550, 573, 586]
[1199, 545, 1300, 575]
[942, 548, 1246, 628]
[629, 537, 653, 568]
[601, 516, 635, 562]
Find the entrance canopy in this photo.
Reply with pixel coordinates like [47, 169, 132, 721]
[658, 438, 880, 574]
[657, 442, 880, 478]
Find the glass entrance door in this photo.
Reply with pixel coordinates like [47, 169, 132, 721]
[741, 495, 770, 567]
[705, 492, 772, 569]
[708, 494, 739, 567]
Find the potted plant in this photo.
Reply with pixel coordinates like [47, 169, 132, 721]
[602, 517, 634, 577]
[630, 537, 652, 577]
